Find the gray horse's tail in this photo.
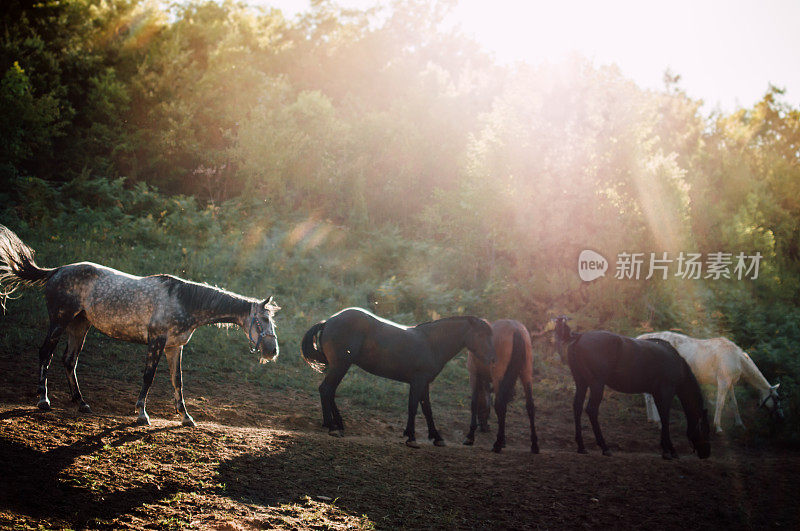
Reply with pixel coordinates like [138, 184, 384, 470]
[301, 321, 328, 373]
[0, 225, 54, 308]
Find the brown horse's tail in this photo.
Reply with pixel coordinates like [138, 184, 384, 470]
[498, 330, 526, 403]
[301, 321, 328, 373]
[0, 225, 55, 309]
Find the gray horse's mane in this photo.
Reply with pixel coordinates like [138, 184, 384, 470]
[153, 275, 255, 319]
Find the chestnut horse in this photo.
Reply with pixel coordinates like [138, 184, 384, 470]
[301, 307, 495, 448]
[554, 316, 711, 460]
[463, 319, 539, 453]
[0, 225, 280, 426]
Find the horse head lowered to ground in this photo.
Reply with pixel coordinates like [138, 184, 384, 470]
[0, 224, 280, 426]
[637, 331, 783, 433]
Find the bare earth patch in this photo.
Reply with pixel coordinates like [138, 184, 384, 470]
[1, 347, 799, 529]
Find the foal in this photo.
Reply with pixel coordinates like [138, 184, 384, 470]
[0, 225, 280, 426]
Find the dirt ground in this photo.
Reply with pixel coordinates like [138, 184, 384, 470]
[1, 348, 799, 530]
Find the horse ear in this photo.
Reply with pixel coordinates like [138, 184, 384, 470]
[262, 296, 280, 313]
[772, 383, 780, 390]
[467, 316, 488, 331]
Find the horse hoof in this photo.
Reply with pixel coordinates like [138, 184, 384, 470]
[37, 400, 51, 412]
[78, 403, 92, 414]
[602, 449, 613, 457]
[492, 445, 502, 453]
[135, 416, 151, 426]
[433, 439, 446, 447]
[577, 448, 589, 455]
[328, 430, 344, 438]
[405, 439, 420, 449]
[531, 445, 540, 454]
[462, 438, 474, 446]
[182, 417, 196, 427]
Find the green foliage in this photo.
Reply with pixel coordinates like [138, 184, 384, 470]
[0, 62, 63, 169]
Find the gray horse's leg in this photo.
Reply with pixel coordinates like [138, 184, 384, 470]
[37, 323, 66, 411]
[729, 388, 745, 428]
[62, 315, 91, 413]
[135, 337, 165, 426]
[713, 382, 729, 434]
[165, 346, 194, 427]
[644, 393, 661, 424]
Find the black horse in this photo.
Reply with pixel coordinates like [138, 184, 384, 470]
[554, 316, 711, 459]
[301, 307, 495, 448]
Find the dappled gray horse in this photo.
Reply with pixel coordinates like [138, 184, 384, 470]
[0, 225, 280, 426]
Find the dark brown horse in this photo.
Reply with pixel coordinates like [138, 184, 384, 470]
[0, 225, 280, 426]
[301, 307, 495, 448]
[463, 319, 539, 453]
[554, 316, 711, 459]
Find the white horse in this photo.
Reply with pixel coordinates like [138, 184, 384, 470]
[637, 331, 783, 433]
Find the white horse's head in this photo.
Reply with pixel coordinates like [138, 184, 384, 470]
[761, 383, 784, 420]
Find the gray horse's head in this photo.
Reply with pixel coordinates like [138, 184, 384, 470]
[247, 296, 280, 362]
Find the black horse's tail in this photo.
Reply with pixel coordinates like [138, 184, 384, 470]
[301, 321, 328, 373]
[0, 225, 54, 309]
[498, 330, 526, 403]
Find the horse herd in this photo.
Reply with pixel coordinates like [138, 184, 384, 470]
[0, 225, 784, 461]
